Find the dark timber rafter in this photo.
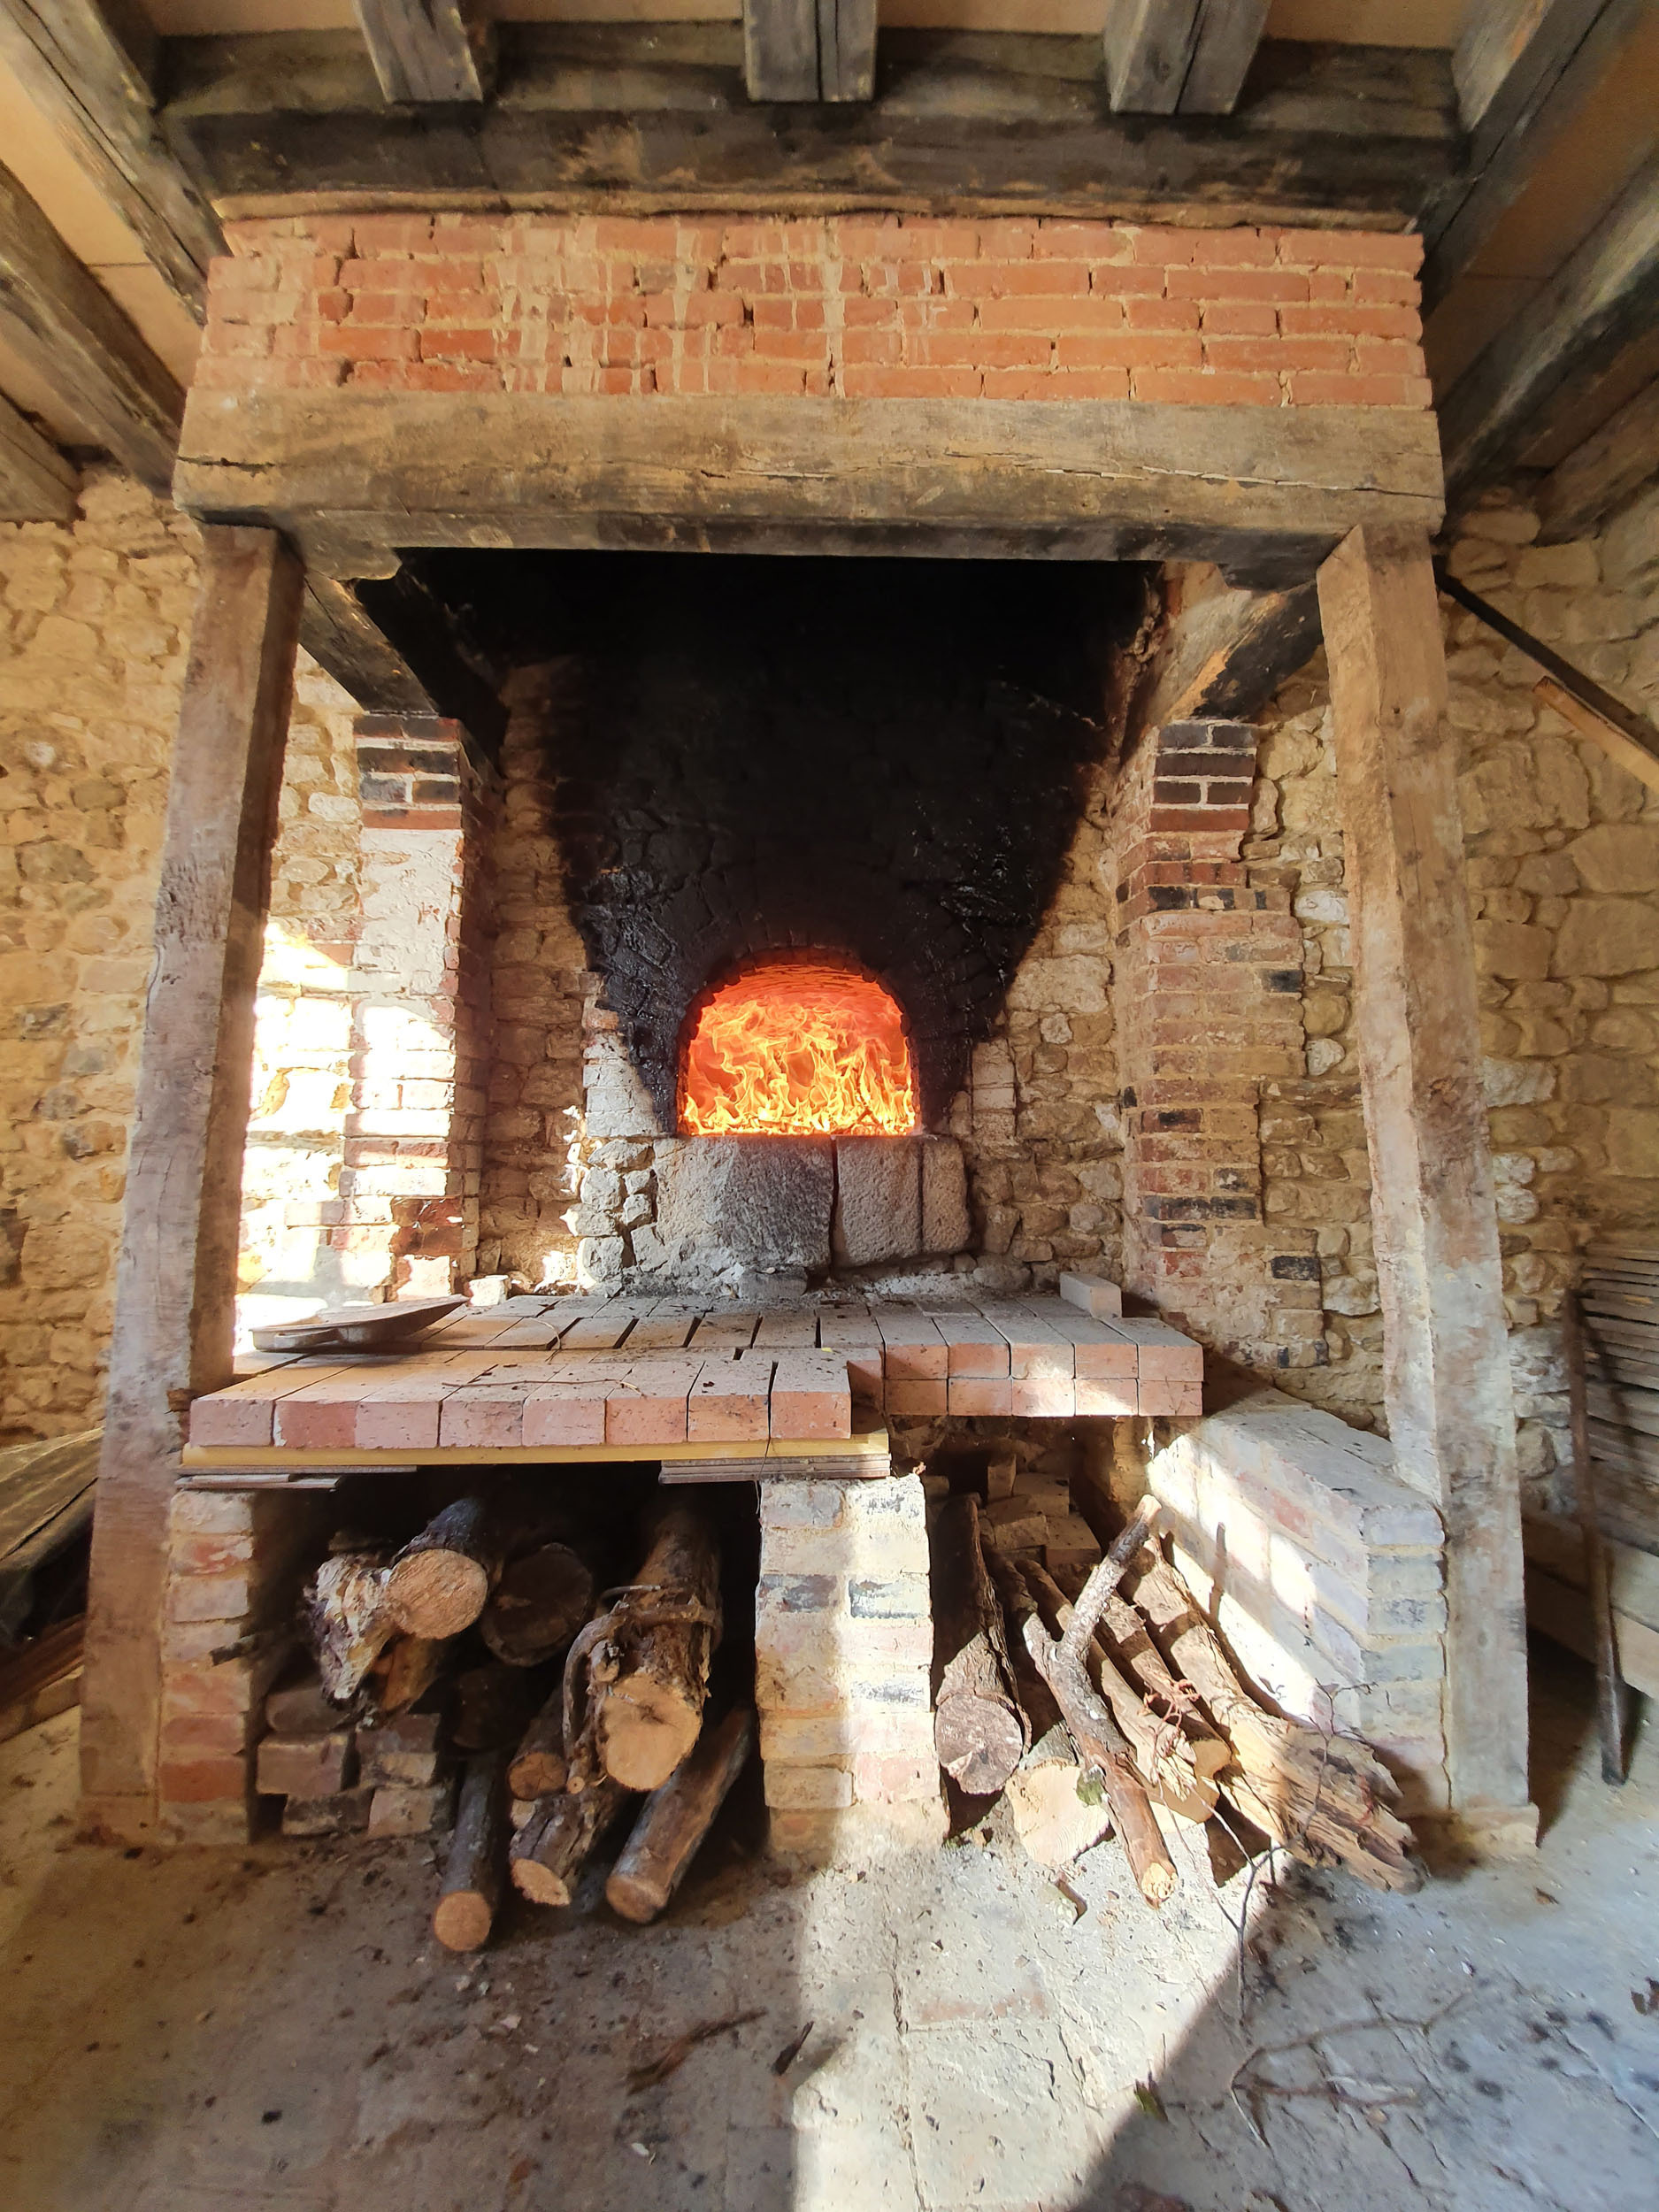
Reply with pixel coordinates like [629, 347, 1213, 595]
[351, 0, 496, 104]
[0, 0, 223, 321]
[1439, 151, 1659, 502]
[1424, 0, 1650, 311]
[0, 160, 183, 494]
[1103, 0, 1270, 117]
[743, 0, 877, 103]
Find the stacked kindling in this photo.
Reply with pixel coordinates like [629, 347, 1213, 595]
[933, 1487, 1419, 1901]
[1579, 1241, 1659, 1550]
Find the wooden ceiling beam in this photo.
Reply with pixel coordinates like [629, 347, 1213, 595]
[0, 388, 76, 523]
[743, 0, 877, 104]
[1440, 152, 1659, 503]
[0, 161, 183, 493]
[1424, 0, 1648, 311]
[1103, 1, 1269, 117]
[0, 0, 223, 322]
[161, 28, 1458, 227]
[1137, 570, 1322, 735]
[1536, 376, 1659, 542]
[351, 0, 495, 104]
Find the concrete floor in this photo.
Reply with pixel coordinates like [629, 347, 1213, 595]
[1, 1643, 1655, 2212]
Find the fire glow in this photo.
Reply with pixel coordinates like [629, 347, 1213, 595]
[680, 959, 918, 1138]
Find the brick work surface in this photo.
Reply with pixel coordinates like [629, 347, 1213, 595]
[1148, 1389, 1448, 1814]
[199, 214, 1427, 408]
[183, 1288, 1204, 1457]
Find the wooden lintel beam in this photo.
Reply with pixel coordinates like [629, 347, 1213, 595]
[1438, 151, 1659, 503]
[742, 0, 877, 103]
[1537, 375, 1659, 542]
[159, 27, 1460, 227]
[1425, 0, 1647, 311]
[0, 162, 183, 493]
[1103, 0, 1268, 117]
[1137, 569, 1322, 735]
[0, 0, 223, 320]
[351, 0, 495, 104]
[0, 389, 77, 522]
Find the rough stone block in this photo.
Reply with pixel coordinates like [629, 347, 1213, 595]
[921, 1136, 971, 1254]
[833, 1137, 920, 1265]
[257, 1729, 356, 1798]
[764, 1762, 855, 1811]
[368, 1780, 455, 1836]
[281, 1786, 374, 1837]
[654, 1136, 833, 1273]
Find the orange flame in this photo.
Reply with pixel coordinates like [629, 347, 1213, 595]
[680, 958, 918, 1138]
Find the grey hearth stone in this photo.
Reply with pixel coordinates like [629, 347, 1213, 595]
[653, 1137, 834, 1276]
[833, 1137, 922, 1266]
[921, 1136, 971, 1254]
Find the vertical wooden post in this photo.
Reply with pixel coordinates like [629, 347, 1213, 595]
[80, 526, 303, 1840]
[1317, 523, 1535, 1850]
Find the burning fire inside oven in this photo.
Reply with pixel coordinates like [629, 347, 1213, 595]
[680, 957, 919, 1138]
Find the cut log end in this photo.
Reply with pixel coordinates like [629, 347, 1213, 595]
[603, 1870, 664, 1924]
[507, 1745, 568, 1801]
[599, 1680, 703, 1792]
[388, 1554, 492, 1640]
[510, 1855, 572, 1909]
[935, 1694, 1025, 1795]
[1140, 1858, 1178, 1909]
[432, 1891, 494, 1952]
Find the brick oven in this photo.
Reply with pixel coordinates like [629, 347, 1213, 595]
[81, 199, 1526, 1871]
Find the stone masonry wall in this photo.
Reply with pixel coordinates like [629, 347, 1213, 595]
[200, 213, 1428, 409]
[1246, 482, 1659, 1532]
[0, 467, 361, 1435]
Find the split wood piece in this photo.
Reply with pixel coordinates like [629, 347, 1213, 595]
[983, 1544, 1111, 1870]
[510, 1778, 633, 1906]
[385, 1496, 509, 1638]
[480, 1541, 596, 1668]
[932, 1494, 1028, 1795]
[1121, 1545, 1418, 1893]
[1019, 1500, 1177, 1907]
[508, 1678, 569, 1802]
[606, 1705, 756, 1924]
[374, 1632, 450, 1714]
[1563, 1292, 1629, 1785]
[304, 1546, 396, 1700]
[1048, 1558, 1230, 1787]
[433, 1752, 507, 1953]
[1021, 1557, 1217, 1824]
[565, 1502, 722, 1793]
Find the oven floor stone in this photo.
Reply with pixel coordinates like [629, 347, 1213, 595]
[1, 1641, 1655, 2212]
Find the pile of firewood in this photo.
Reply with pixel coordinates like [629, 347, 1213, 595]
[932, 1482, 1419, 1902]
[272, 1491, 752, 1949]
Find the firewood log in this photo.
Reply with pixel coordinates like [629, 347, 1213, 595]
[304, 1546, 396, 1701]
[433, 1753, 507, 1953]
[565, 1503, 721, 1793]
[1120, 1544, 1418, 1893]
[984, 1545, 1112, 1869]
[386, 1497, 509, 1639]
[451, 1663, 537, 1753]
[605, 1706, 755, 1924]
[480, 1542, 595, 1668]
[1051, 1558, 1231, 1786]
[373, 1633, 450, 1714]
[510, 1779, 633, 1906]
[508, 1679, 568, 1801]
[931, 1495, 1028, 1794]
[1019, 1500, 1177, 1908]
[1021, 1558, 1217, 1824]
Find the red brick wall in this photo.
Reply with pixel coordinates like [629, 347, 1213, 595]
[200, 213, 1427, 409]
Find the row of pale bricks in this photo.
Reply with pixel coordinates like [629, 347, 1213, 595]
[1147, 1391, 1449, 1807]
[755, 1476, 941, 1826]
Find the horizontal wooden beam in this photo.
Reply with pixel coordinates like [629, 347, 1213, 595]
[1425, 0, 1647, 311]
[351, 0, 495, 104]
[0, 389, 77, 522]
[299, 570, 507, 764]
[0, 0, 223, 320]
[1138, 570, 1321, 733]
[1439, 152, 1659, 501]
[161, 27, 1458, 227]
[0, 161, 183, 492]
[1103, 0, 1268, 118]
[1537, 375, 1659, 541]
[174, 390, 1444, 592]
[743, 0, 876, 103]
